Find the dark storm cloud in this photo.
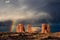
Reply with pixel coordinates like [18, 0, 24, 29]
[0, 0, 51, 21]
[0, 20, 12, 32]
[12, 0, 60, 23]
[0, 0, 60, 25]
[25, 0, 60, 23]
[0, 0, 60, 23]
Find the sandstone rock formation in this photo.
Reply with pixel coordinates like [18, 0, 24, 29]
[41, 23, 50, 33]
[26, 24, 32, 33]
[16, 24, 25, 32]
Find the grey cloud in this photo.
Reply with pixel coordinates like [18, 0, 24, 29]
[0, 0, 60, 23]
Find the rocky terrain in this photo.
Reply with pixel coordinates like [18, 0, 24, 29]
[0, 32, 60, 40]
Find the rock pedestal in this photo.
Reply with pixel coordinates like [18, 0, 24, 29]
[16, 24, 25, 32]
[27, 24, 32, 33]
[41, 23, 50, 33]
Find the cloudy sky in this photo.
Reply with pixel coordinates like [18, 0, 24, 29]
[0, 0, 60, 32]
[0, 0, 60, 23]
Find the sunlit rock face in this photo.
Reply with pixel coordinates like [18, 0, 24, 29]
[26, 24, 32, 33]
[26, 24, 41, 33]
[14, 23, 50, 33]
[16, 24, 25, 32]
[41, 23, 50, 33]
[31, 27, 41, 32]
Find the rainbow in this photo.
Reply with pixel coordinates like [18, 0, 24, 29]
[10, 20, 16, 32]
